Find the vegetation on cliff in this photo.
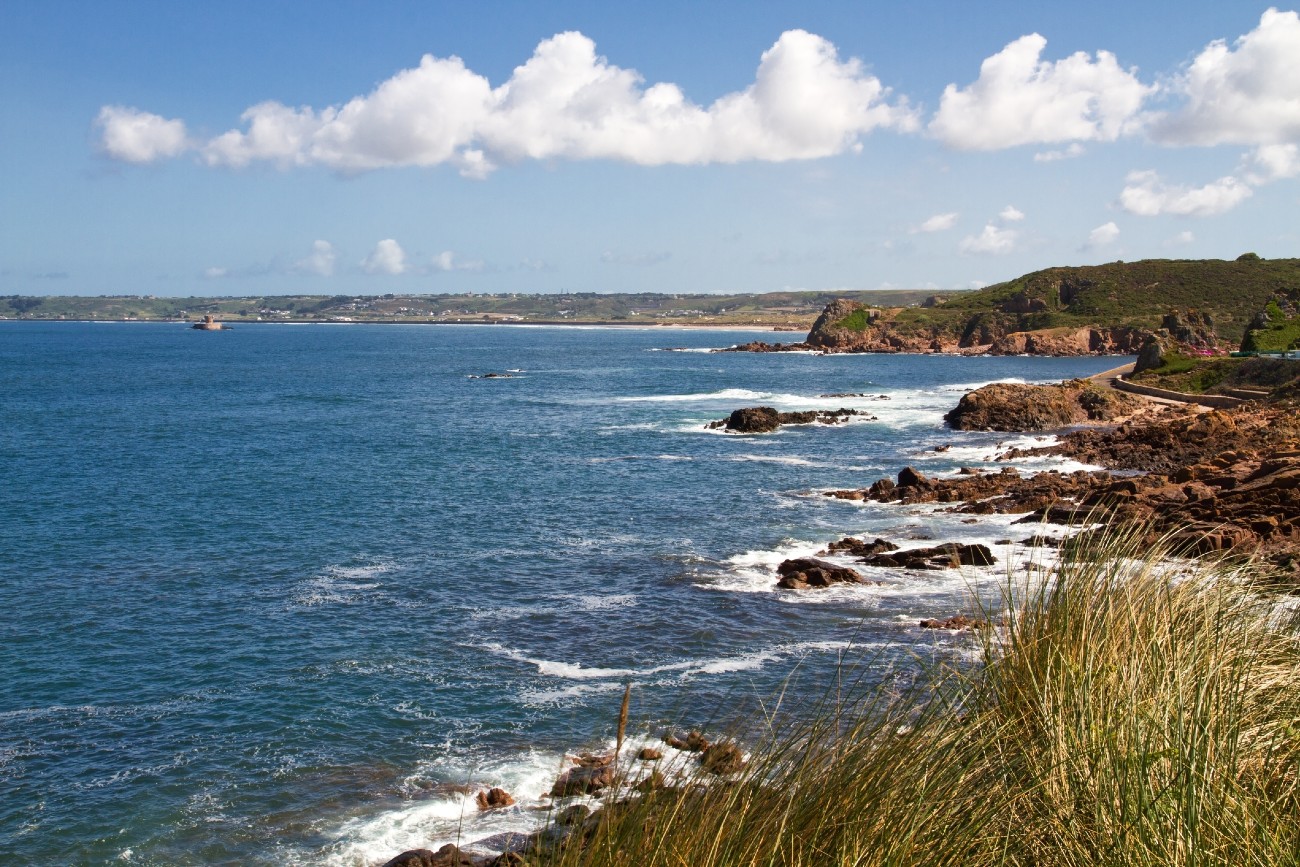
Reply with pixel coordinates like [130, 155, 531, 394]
[807, 257, 1300, 354]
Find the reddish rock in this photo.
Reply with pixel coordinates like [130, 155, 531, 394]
[476, 788, 516, 810]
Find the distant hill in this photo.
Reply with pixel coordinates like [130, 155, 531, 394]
[805, 256, 1300, 354]
[0, 288, 948, 327]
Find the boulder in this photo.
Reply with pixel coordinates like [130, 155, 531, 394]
[382, 845, 478, 867]
[476, 788, 516, 810]
[700, 742, 746, 775]
[775, 557, 868, 589]
[550, 763, 616, 797]
[824, 537, 899, 557]
[860, 543, 996, 570]
[665, 730, 711, 752]
[718, 406, 781, 433]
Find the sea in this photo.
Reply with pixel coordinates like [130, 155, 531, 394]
[0, 322, 1127, 865]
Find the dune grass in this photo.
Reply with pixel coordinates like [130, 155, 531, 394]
[535, 531, 1300, 867]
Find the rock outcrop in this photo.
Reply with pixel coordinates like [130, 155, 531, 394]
[943, 380, 1145, 431]
[775, 558, 872, 590]
[707, 406, 871, 432]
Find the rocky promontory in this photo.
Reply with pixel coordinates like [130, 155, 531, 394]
[943, 379, 1146, 431]
[723, 257, 1300, 357]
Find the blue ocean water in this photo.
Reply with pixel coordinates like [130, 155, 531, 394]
[0, 322, 1123, 864]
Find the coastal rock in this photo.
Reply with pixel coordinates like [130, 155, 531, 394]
[707, 406, 870, 432]
[919, 615, 987, 630]
[637, 747, 663, 761]
[715, 406, 779, 432]
[665, 730, 711, 752]
[476, 788, 516, 810]
[859, 543, 996, 570]
[550, 763, 616, 797]
[555, 804, 592, 826]
[700, 742, 746, 775]
[719, 340, 813, 353]
[775, 557, 869, 589]
[824, 537, 898, 557]
[381, 845, 478, 867]
[944, 380, 1143, 431]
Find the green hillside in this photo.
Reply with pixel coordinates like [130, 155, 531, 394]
[834, 256, 1300, 343]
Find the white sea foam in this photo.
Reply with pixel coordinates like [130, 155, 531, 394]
[726, 454, 818, 467]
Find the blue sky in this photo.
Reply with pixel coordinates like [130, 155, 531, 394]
[2, 1, 1297, 297]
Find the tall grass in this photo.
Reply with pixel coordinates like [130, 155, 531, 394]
[535, 531, 1300, 867]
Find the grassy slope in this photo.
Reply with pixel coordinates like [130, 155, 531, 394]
[538, 531, 1300, 867]
[833, 258, 1300, 339]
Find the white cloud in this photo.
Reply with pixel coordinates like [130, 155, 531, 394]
[958, 224, 1018, 254]
[430, 250, 485, 272]
[104, 30, 916, 175]
[1151, 9, 1300, 146]
[930, 34, 1152, 150]
[1241, 143, 1300, 183]
[999, 205, 1025, 222]
[913, 212, 958, 233]
[1118, 169, 1253, 216]
[296, 240, 336, 276]
[96, 106, 190, 163]
[1171, 230, 1196, 245]
[1086, 221, 1120, 248]
[1033, 143, 1086, 162]
[362, 239, 408, 275]
[203, 266, 228, 279]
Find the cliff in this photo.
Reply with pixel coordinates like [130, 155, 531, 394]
[802, 256, 1300, 356]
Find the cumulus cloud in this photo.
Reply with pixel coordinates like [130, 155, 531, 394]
[1151, 8, 1300, 146]
[296, 240, 336, 276]
[1118, 169, 1253, 216]
[101, 30, 915, 175]
[913, 212, 958, 233]
[1085, 221, 1120, 249]
[929, 34, 1152, 149]
[96, 106, 190, 163]
[999, 205, 1025, 222]
[362, 239, 408, 275]
[1241, 143, 1300, 183]
[1171, 230, 1196, 245]
[959, 224, 1018, 254]
[1033, 143, 1086, 162]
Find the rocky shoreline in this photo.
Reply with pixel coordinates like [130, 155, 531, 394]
[377, 378, 1300, 866]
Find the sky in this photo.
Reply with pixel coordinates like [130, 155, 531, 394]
[2, 1, 1297, 297]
